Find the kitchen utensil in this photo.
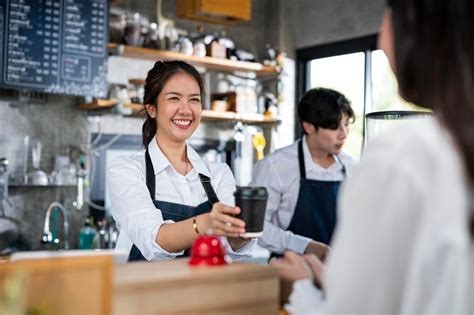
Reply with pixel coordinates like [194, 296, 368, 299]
[0, 158, 8, 201]
[143, 22, 161, 49]
[252, 132, 266, 160]
[156, 0, 177, 50]
[193, 40, 206, 57]
[123, 13, 143, 46]
[109, 10, 127, 43]
[28, 140, 49, 185]
[173, 34, 193, 55]
[128, 78, 145, 104]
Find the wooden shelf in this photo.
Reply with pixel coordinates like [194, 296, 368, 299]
[108, 43, 280, 77]
[201, 110, 280, 125]
[123, 103, 145, 116]
[79, 100, 145, 116]
[79, 99, 117, 110]
[79, 101, 279, 125]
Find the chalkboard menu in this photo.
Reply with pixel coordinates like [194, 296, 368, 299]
[0, 0, 109, 97]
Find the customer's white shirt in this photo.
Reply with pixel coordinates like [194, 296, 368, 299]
[250, 136, 356, 254]
[108, 136, 255, 261]
[287, 117, 472, 314]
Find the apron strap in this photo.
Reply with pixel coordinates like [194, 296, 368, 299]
[145, 149, 155, 199]
[198, 173, 220, 205]
[334, 154, 347, 178]
[299, 138, 347, 179]
[298, 139, 306, 179]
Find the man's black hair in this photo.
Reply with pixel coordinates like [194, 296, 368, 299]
[298, 87, 354, 134]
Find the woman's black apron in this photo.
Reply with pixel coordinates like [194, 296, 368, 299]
[128, 149, 219, 262]
[286, 139, 346, 246]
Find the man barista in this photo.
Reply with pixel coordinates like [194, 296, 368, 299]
[251, 88, 356, 259]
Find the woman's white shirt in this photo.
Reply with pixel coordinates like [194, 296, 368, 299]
[108, 136, 255, 261]
[287, 117, 472, 314]
[250, 135, 356, 254]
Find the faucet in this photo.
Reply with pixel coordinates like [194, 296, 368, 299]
[41, 202, 69, 249]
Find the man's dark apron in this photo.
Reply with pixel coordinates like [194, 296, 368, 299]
[286, 139, 346, 246]
[128, 149, 219, 262]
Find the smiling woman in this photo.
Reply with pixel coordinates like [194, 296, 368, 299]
[146, 71, 203, 151]
[107, 60, 255, 262]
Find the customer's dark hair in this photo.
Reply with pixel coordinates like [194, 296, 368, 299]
[297, 87, 354, 134]
[142, 60, 205, 147]
[387, 0, 474, 235]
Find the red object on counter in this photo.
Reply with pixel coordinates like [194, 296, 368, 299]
[189, 235, 231, 266]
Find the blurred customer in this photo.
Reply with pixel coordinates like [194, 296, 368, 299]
[271, 0, 473, 313]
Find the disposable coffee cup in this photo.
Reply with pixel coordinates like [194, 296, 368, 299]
[234, 186, 268, 238]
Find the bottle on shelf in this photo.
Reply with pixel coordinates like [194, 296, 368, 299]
[78, 217, 98, 250]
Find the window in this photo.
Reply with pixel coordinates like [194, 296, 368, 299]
[370, 50, 418, 112]
[297, 35, 422, 159]
[309, 53, 365, 158]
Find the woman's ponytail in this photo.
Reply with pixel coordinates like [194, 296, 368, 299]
[142, 117, 156, 148]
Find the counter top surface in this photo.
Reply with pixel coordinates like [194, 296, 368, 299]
[114, 258, 280, 315]
[114, 257, 276, 287]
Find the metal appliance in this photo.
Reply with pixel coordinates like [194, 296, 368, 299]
[365, 110, 432, 144]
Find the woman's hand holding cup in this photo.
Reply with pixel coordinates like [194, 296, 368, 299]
[206, 202, 246, 238]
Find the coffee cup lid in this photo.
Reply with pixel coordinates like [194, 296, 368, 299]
[234, 186, 268, 198]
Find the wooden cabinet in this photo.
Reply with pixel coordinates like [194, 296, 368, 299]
[177, 0, 251, 25]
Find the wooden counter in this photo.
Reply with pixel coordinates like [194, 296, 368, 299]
[0, 255, 279, 315]
[114, 258, 279, 315]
